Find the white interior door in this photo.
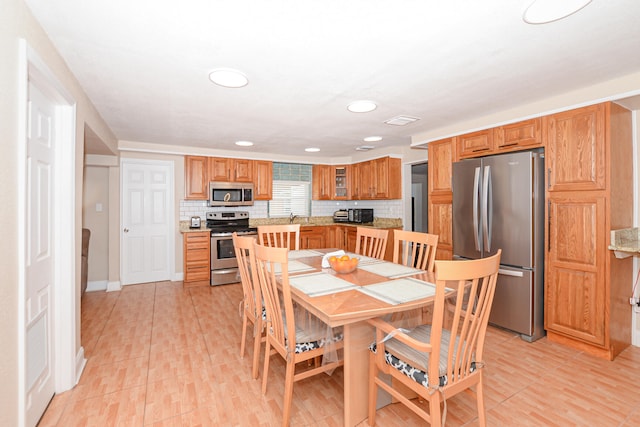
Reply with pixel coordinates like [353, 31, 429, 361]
[121, 160, 174, 285]
[25, 81, 56, 427]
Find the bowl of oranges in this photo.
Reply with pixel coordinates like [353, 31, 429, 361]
[328, 254, 359, 274]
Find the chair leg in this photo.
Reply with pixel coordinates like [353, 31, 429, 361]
[477, 375, 486, 427]
[251, 324, 262, 379]
[240, 312, 248, 358]
[429, 391, 442, 427]
[282, 359, 296, 427]
[262, 340, 271, 395]
[367, 352, 378, 426]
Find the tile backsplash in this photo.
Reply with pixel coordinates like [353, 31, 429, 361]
[179, 199, 403, 221]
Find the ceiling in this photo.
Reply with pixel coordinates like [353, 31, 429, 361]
[25, 0, 640, 158]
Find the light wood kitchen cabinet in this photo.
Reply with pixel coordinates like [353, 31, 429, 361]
[300, 226, 326, 249]
[183, 231, 210, 284]
[209, 157, 254, 183]
[352, 157, 401, 200]
[185, 156, 209, 200]
[427, 137, 454, 260]
[333, 165, 350, 200]
[457, 129, 493, 159]
[254, 160, 273, 200]
[312, 164, 332, 200]
[494, 118, 542, 153]
[546, 104, 606, 192]
[350, 162, 362, 200]
[544, 102, 632, 360]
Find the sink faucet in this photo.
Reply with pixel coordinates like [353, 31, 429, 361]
[289, 213, 298, 224]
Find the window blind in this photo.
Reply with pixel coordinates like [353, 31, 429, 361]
[269, 180, 311, 217]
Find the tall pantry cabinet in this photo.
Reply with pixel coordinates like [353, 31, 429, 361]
[427, 137, 454, 260]
[544, 102, 632, 360]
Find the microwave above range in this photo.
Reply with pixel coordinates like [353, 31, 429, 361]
[209, 182, 254, 207]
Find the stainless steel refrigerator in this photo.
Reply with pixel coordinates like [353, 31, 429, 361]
[452, 148, 545, 342]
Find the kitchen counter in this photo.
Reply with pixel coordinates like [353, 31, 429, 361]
[608, 227, 640, 258]
[179, 221, 209, 233]
[179, 217, 403, 233]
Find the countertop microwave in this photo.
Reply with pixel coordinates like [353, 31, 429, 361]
[209, 182, 254, 206]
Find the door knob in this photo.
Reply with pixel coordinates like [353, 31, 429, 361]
[123, 228, 129, 233]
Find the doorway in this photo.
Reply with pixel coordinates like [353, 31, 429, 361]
[19, 41, 79, 426]
[411, 163, 428, 232]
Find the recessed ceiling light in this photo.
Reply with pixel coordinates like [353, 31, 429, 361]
[208, 69, 249, 88]
[523, 0, 592, 24]
[347, 100, 377, 113]
[364, 136, 383, 142]
[235, 140, 254, 147]
[355, 145, 376, 151]
[305, 147, 320, 152]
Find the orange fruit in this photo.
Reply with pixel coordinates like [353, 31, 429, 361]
[329, 256, 337, 263]
[340, 255, 350, 261]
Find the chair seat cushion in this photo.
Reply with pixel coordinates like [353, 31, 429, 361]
[370, 325, 474, 388]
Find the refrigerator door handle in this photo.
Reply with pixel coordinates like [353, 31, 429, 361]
[473, 166, 481, 251]
[498, 268, 524, 277]
[482, 165, 492, 252]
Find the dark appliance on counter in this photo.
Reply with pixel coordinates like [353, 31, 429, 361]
[452, 148, 545, 342]
[206, 211, 257, 286]
[209, 181, 254, 207]
[333, 209, 349, 223]
[348, 208, 374, 224]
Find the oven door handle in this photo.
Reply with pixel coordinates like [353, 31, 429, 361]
[211, 268, 238, 275]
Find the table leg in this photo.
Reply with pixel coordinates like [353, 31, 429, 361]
[343, 321, 373, 426]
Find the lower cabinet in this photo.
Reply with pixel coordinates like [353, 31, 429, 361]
[300, 226, 326, 249]
[183, 231, 210, 285]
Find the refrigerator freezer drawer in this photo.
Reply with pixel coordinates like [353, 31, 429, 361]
[489, 267, 534, 337]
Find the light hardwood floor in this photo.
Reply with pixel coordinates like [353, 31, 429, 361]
[39, 281, 640, 426]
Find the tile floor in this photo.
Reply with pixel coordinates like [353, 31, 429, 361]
[38, 281, 640, 426]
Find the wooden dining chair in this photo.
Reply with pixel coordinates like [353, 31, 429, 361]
[392, 229, 439, 272]
[232, 232, 264, 379]
[258, 224, 300, 250]
[355, 227, 389, 260]
[252, 241, 343, 427]
[367, 250, 502, 427]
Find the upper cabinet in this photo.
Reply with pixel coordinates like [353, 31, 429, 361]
[456, 118, 543, 160]
[313, 159, 398, 201]
[185, 156, 209, 200]
[546, 105, 605, 192]
[312, 164, 333, 200]
[494, 118, 542, 153]
[185, 156, 272, 200]
[350, 157, 401, 200]
[209, 157, 254, 183]
[457, 129, 493, 159]
[254, 160, 273, 200]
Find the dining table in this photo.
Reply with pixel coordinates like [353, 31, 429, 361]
[283, 248, 439, 426]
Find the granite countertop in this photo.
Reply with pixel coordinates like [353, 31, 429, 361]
[608, 227, 640, 255]
[179, 216, 403, 233]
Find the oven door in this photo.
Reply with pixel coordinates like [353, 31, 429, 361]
[210, 235, 241, 286]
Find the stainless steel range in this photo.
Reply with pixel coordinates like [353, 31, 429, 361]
[206, 211, 257, 286]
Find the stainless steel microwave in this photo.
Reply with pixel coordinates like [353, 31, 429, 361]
[209, 182, 254, 206]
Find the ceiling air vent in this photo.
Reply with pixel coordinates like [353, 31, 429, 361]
[384, 115, 420, 126]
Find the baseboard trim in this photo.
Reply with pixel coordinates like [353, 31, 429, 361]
[75, 346, 86, 385]
[86, 280, 107, 292]
[107, 281, 122, 292]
